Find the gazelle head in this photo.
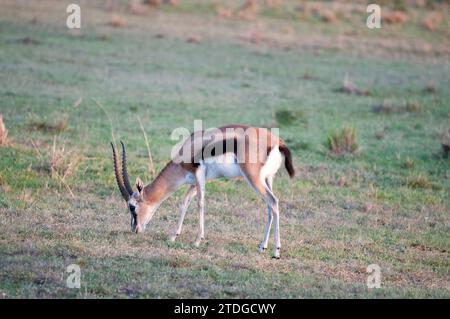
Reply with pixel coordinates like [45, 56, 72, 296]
[111, 141, 155, 233]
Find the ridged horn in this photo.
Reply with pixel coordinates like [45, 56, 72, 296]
[111, 142, 130, 201]
[120, 141, 134, 196]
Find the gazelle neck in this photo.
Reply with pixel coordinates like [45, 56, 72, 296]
[142, 161, 188, 208]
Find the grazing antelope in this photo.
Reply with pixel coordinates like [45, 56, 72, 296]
[111, 124, 295, 258]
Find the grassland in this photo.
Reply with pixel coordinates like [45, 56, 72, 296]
[0, 0, 449, 298]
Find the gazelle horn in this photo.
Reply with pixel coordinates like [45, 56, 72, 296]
[111, 142, 130, 201]
[120, 141, 134, 196]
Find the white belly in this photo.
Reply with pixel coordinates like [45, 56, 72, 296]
[204, 153, 242, 180]
[184, 153, 242, 184]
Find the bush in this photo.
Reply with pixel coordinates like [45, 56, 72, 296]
[326, 126, 360, 156]
[28, 114, 69, 133]
[275, 109, 306, 127]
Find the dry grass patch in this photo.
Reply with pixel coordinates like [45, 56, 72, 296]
[216, 6, 233, 19]
[405, 101, 421, 113]
[28, 114, 69, 133]
[383, 11, 409, 25]
[318, 10, 338, 23]
[337, 75, 370, 96]
[46, 137, 80, 180]
[275, 109, 306, 127]
[31, 137, 82, 197]
[401, 157, 415, 169]
[129, 0, 152, 16]
[187, 35, 202, 44]
[17, 36, 41, 45]
[372, 100, 396, 114]
[422, 12, 443, 31]
[372, 100, 421, 114]
[424, 82, 437, 94]
[404, 174, 433, 189]
[326, 126, 360, 157]
[109, 14, 126, 28]
[236, 0, 259, 21]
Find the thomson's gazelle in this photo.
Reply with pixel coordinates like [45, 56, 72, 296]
[111, 124, 294, 258]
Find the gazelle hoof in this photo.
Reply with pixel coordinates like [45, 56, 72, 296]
[258, 245, 266, 253]
[169, 234, 178, 242]
[273, 248, 280, 259]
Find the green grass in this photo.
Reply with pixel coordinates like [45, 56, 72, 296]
[0, 0, 449, 298]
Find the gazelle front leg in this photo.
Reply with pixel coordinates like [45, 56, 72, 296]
[194, 166, 206, 247]
[271, 198, 281, 259]
[262, 177, 281, 258]
[265, 177, 281, 259]
[170, 185, 197, 242]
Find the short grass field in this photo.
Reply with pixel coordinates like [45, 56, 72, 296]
[0, 0, 449, 298]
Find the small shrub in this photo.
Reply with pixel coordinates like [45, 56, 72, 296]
[28, 115, 69, 133]
[372, 100, 395, 114]
[338, 75, 370, 96]
[375, 130, 386, 140]
[18, 37, 41, 45]
[275, 110, 306, 127]
[441, 127, 450, 158]
[405, 102, 421, 113]
[130, 0, 152, 16]
[187, 36, 202, 44]
[301, 71, 318, 80]
[424, 82, 436, 94]
[373, 100, 420, 114]
[109, 14, 126, 28]
[392, 0, 407, 12]
[216, 6, 233, 18]
[145, 0, 161, 7]
[0, 114, 8, 146]
[423, 12, 443, 31]
[284, 138, 310, 151]
[237, 0, 259, 21]
[405, 174, 433, 189]
[383, 11, 408, 25]
[326, 126, 360, 156]
[43, 137, 81, 180]
[401, 157, 414, 169]
[319, 10, 337, 23]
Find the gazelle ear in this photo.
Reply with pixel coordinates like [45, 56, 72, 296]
[135, 177, 144, 193]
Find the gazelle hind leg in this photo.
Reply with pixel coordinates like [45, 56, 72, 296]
[265, 185, 280, 259]
[240, 169, 280, 258]
[259, 205, 273, 252]
[259, 176, 274, 252]
[170, 185, 197, 242]
[271, 194, 281, 259]
[194, 166, 206, 247]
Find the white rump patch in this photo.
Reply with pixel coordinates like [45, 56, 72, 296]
[260, 146, 283, 181]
